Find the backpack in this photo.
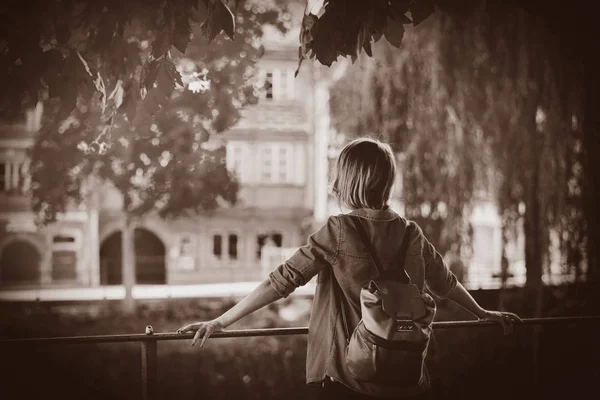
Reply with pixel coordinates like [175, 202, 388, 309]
[335, 218, 437, 387]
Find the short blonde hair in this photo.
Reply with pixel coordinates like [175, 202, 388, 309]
[331, 138, 396, 210]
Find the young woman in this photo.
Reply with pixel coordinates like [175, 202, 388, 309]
[178, 138, 522, 399]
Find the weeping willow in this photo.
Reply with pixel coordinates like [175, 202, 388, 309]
[330, 5, 588, 298]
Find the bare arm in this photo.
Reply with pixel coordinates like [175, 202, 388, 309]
[216, 279, 282, 328]
[446, 281, 487, 319]
[446, 281, 523, 334]
[177, 279, 282, 346]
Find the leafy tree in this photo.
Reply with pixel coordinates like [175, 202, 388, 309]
[18, 0, 289, 311]
[329, 13, 483, 272]
[329, 2, 598, 312]
[1, 0, 457, 128]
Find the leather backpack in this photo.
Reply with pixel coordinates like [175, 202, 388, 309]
[335, 218, 437, 387]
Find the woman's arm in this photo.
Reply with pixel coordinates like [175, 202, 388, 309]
[446, 281, 522, 334]
[177, 279, 282, 347]
[217, 279, 282, 327]
[446, 281, 487, 319]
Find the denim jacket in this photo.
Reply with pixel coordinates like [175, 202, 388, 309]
[269, 207, 458, 398]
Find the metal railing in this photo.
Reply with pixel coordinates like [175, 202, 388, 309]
[1, 316, 599, 400]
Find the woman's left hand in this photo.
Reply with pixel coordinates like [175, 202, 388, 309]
[177, 319, 225, 347]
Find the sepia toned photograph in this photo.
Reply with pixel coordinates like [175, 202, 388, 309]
[0, 1, 598, 399]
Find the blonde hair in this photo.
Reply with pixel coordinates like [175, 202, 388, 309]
[331, 138, 396, 210]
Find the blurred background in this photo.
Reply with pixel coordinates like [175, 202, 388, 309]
[0, 0, 598, 399]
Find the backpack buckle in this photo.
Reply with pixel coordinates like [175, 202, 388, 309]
[396, 319, 415, 332]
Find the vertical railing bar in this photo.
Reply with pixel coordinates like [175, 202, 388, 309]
[141, 336, 157, 400]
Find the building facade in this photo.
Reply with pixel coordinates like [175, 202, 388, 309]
[0, 17, 329, 292]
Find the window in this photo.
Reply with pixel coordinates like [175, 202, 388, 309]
[233, 147, 242, 175]
[261, 68, 295, 101]
[285, 68, 295, 100]
[177, 236, 196, 270]
[53, 236, 76, 244]
[52, 250, 77, 281]
[261, 147, 272, 181]
[264, 72, 273, 99]
[278, 147, 288, 182]
[260, 144, 293, 184]
[0, 163, 5, 191]
[0, 161, 28, 193]
[228, 234, 238, 260]
[213, 235, 222, 258]
[226, 143, 246, 182]
[272, 233, 283, 247]
[51, 234, 78, 282]
[256, 232, 283, 260]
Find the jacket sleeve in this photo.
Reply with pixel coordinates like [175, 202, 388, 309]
[415, 224, 458, 298]
[269, 216, 340, 298]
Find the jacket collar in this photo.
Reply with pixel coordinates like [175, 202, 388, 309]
[347, 206, 399, 221]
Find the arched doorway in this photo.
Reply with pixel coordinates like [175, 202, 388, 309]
[0, 240, 41, 285]
[99, 228, 166, 285]
[135, 228, 166, 284]
[99, 232, 122, 285]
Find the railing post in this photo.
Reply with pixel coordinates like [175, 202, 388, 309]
[141, 326, 157, 400]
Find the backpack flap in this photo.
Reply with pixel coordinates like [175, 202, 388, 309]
[360, 280, 430, 341]
[374, 280, 428, 321]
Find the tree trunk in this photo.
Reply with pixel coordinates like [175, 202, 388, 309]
[521, 62, 545, 383]
[524, 175, 545, 385]
[122, 214, 136, 314]
[524, 174, 543, 295]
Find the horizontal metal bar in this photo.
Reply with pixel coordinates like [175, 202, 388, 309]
[1, 316, 598, 346]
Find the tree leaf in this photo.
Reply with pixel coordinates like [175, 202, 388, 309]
[216, 0, 236, 40]
[152, 25, 173, 58]
[156, 60, 176, 99]
[140, 60, 159, 93]
[166, 61, 184, 87]
[54, 18, 70, 44]
[95, 9, 118, 54]
[78, 78, 95, 103]
[201, 0, 236, 41]
[120, 79, 139, 122]
[41, 49, 65, 95]
[389, 0, 412, 22]
[172, 15, 192, 54]
[125, 42, 142, 75]
[410, 0, 435, 27]
[384, 17, 405, 48]
[141, 89, 162, 116]
[372, 28, 384, 43]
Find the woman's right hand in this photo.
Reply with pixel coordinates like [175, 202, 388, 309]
[480, 310, 523, 335]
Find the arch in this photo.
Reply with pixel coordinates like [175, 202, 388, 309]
[99, 228, 167, 285]
[0, 238, 42, 284]
[99, 219, 171, 250]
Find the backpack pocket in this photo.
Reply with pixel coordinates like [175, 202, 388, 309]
[345, 321, 427, 386]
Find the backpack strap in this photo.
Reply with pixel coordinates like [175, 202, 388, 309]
[395, 222, 414, 283]
[350, 216, 384, 278]
[351, 216, 413, 283]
